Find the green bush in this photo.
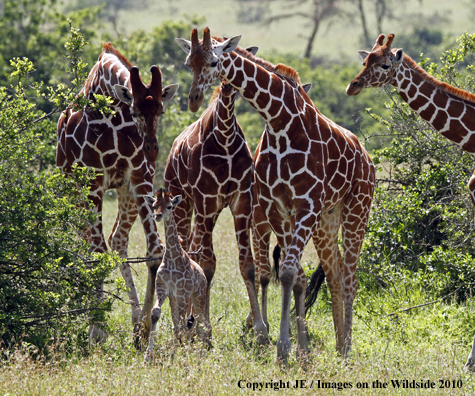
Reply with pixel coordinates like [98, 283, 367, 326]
[359, 33, 475, 300]
[0, 28, 121, 352]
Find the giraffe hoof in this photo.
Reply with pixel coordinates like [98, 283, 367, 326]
[465, 357, 475, 372]
[277, 338, 291, 362]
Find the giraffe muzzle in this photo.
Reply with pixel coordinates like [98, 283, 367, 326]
[188, 90, 204, 113]
[346, 79, 363, 96]
[143, 137, 159, 162]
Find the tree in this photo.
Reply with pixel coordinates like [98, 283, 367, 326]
[242, 0, 347, 59]
[0, 25, 121, 351]
[359, 33, 475, 300]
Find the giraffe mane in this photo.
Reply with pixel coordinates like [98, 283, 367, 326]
[403, 53, 475, 104]
[212, 37, 301, 85]
[211, 85, 221, 102]
[102, 42, 133, 70]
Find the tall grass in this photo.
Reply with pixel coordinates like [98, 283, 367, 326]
[2, 199, 475, 395]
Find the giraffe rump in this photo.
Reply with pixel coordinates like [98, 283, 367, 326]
[101, 42, 133, 70]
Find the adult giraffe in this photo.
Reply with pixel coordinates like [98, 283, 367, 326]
[346, 33, 475, 371]
[176, 28, 375, 360]
[163, 45, 270, 343]
[57, 43, 178, 343]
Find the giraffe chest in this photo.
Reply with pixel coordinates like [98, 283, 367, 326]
[62, 110, 150, 185]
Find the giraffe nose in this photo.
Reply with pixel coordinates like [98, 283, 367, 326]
[188, 93, 200, 102]
[188, 90, 204, 113]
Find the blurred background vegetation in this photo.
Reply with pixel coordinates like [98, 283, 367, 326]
[3, 0, 475, 352]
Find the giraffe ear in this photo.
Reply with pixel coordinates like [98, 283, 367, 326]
[302, 83, 312, 94]
[144, 194, 155, 207]
[358, 50, 370, 61]
[175, 38, 192, 54]
[114, 84, 133, 105]
[394, 48, 404, 64]
[214, 35, 242, 57]
[162, 84, 179, 102]
[245, 46, 258, 56]
[172, 195, 182, 206]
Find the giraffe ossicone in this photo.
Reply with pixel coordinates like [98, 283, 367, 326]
[177, 27, 375, 361]
[56, 43, 178, 346]
[347, 33, 475, 371]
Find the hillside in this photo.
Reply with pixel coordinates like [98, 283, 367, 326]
[109, 0, 474, 61]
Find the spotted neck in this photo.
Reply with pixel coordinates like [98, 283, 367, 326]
[212, 84, 238, 147]
[163, 209, 183, 263]
[393, 55, 475, 155]
[219, 51, 309, 133]
[82, 52, 131, 109]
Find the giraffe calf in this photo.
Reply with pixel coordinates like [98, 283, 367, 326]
[145, 189, 211, 361]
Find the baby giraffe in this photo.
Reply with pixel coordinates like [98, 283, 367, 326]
[145, 188, 211, 361]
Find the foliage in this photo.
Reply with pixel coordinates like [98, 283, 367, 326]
[0, 26, 121, 351]
[359, 33, 475, 300]
[0, 0, 102, 102]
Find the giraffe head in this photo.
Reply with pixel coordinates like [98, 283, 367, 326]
[346, 33, 404, 96]
[149, 188, 182, 222]
[175, 27, 241, 112]
[114, 66, 179, 162]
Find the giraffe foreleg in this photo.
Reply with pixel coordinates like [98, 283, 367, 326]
[131, 176, 164, 344]
[340, 182, 374, 357]
[250, 202, 273, 332]
[233, 211, 269, 344]
[313, 206, 346, 355]
[86, 181, 110, 346]
[109, 185, 142, 330]
[276, 213, 317, 361]
[190, 273, 212, 348]
[144, 284, 168, 363]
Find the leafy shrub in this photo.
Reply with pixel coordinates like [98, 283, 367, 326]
[0, 28, 121, 352]
[359, 33, 475, 300]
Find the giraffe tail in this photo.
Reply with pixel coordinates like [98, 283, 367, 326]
[271, 244, 281, 282]
[304, 265, 326, 315]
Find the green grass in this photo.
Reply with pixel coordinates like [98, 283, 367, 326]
[2, 198, 475, 395]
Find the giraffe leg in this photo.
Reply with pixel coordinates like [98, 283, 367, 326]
[231, 201, 269, 344]
[130, 171, 164, 344]
[191, 275, 212, 348]
[169, 295, 186, 344]
[108, 184, 142, 330]
[249, 204, 273, 331]
[276, 216, 315, 361]
[86, 181, 109, 345]
[189, 200, 221, 322]
[340, 182, 373, 357]
[144, 281, 168, 363]
[313, 206, 346, 354]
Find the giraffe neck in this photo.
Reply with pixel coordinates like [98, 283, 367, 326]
[219, 52, 306, 133]
[82, 52, 131, 107]
[212, 84, 238, 147]
[393, 55, 475, 154]
[163, 210, 184, 265]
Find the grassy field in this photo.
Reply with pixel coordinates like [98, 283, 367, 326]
[112, 0, 475, 61]
[2, 198, 475, 395]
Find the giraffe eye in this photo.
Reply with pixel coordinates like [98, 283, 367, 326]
[210, 60, 218, 68]
[381, 64, 390, 70]
[131, 112, 138, 118]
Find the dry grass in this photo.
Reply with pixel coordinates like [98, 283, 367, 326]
[2, 198, 475, 395]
